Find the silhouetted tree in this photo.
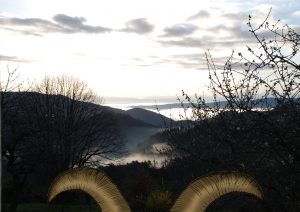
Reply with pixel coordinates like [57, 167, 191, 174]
[1, 74, 125, 211]
[163, 10, 300, 212]
[32, 75, 124, 168]
[1, 68, 36, 212]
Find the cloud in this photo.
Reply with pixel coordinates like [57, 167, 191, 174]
[292, 10, 300, 17]
[0, 26, 43, 36]
[0, 55, 32, 63]
[121, 55, 206, 70]
[155, 53, 253, 71]
[187, 10, 210, 20]
[122, 18, 154, 34]
[0, 17, 62, 35]
[121, 53, 242, 71]
[159, 37, 203, 48]
[0, 17, 51, 27]
[209, 25, 253, 39]
[294, 25, 300, 33]
[53, 14, 86, 27]
[157, 22, 260, 50]
[53, 14, 111, 33]
[159, 36, 253, 49]
[222, 12, 247, 21]
[0, 14, 111, 35]
[169, 53, 235, 69]
[0, 15, 158, 36]
[162, 23, 198, 37]
[171, 53, 202, 62]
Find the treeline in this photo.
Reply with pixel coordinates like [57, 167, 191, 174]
[159, 12, 300, 212]
[1, 75, 126, 212]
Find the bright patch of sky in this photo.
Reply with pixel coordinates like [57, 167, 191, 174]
[0, 0, 299, 104]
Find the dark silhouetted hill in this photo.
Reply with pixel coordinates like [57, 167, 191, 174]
[1, 92, 154, 128]
[125, 107, 173, 127]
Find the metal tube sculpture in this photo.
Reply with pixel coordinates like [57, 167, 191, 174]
[170, 171, 263, 212]
[48, 169, 263, 212]
[48, 167, 131, 212]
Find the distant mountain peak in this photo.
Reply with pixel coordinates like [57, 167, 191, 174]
[125, 107, 173, 127]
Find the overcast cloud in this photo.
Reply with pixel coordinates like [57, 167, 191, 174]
[121, 18, 154, 34]
[1, 0, 300, 101]
[187, 10, 210, 20]
[0, 14, 112, 35]
[162, 23, 198, 37]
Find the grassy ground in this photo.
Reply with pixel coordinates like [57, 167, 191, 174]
[16, 203, 99, 212]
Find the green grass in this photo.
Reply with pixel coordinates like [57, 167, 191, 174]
[16, 203, 99, 212]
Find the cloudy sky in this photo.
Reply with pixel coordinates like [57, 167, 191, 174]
[1, 0, 299, 104]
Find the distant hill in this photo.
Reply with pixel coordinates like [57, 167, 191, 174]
[101, 106, 155, 128]
[2, 92, 174, 155]
[1, 92, 154, 128]
[133, 98, 279, 110]
[125, 107, 173, 127]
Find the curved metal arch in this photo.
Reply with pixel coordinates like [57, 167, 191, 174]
[48, 167, 131, 212]
[170, 171, 263, 212]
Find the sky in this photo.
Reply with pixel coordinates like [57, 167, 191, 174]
[1, 0, 300, 104]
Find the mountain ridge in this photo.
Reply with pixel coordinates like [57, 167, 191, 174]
[1, 91, 172, 128]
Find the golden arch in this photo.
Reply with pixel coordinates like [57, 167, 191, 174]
[170, 171, 263, 212]
[48, 167, 131, 212]
[48, 169, 263, 212]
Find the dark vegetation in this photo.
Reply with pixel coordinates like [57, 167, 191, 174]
[1, 10, 300, 212]
[159, 11, 300, 212]
[1, 75, 126, 211]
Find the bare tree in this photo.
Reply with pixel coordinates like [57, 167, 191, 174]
[163, 10, 300, 211]
[28, 75, 124, 172]
[1, 65, 26, 120]
[1, 74, 125, 211]
[1, 67, 35, 212]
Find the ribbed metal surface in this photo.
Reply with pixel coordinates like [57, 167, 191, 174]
[171, 171, 263, 212]
[48, 167, 131, 212]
